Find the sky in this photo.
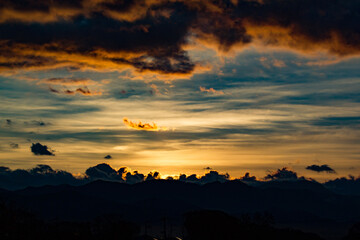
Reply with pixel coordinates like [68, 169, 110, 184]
[1, 0, 360, 182]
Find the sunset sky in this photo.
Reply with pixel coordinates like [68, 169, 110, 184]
[1, 0, 360, 181]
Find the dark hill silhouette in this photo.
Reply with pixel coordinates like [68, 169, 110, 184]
[0, 200, 330, 240]
[2, 164, 360, 200]
[258, 179, 331, 194]
[0, 201, 139, 240]
[0, 179, 360, 239]
[325, 177, 360, 196]
[344, 222, 360, 240]
[184, 210, 324, 240]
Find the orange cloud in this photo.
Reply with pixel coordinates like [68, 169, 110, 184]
[123, 117, 167, 131]
[199, 86, 224, 95]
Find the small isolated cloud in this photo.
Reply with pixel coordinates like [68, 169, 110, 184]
[123, 117, 167, 131]
[32, 120, 46, 126]
[24, 120, 48, 126]
[204, 167, 213, 170]
[75, 87, 102, 96]
[306, 165, 336, 173]
[49, 87, 60, 93]
[265, 167, 298, 180]
[30, 142, 55, 156]
[9, 143, 19, 149]
[104, 155, 112, 159]
[6, 119, 12, 125]
[199, 86, 224, 95]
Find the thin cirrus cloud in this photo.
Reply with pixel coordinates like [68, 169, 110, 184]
[0, 1, 360, 77]
[123, 117, 168, 131]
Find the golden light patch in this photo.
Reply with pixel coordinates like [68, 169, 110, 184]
[123, 117, 168, 131]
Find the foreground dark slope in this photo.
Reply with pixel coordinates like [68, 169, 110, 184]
[1, 179, 360, 239]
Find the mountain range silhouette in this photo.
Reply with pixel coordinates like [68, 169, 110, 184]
[1, 178, 360, 239]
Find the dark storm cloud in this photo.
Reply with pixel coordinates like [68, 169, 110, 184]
[30, 142, 55, 156]
[306, 164, 336, 173]
[1, 0, 360, 74]
[0, 4, 196, 74]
